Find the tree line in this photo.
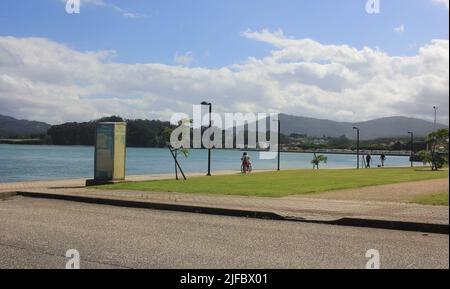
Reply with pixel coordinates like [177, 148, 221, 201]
[26, 115, 441, 153]
[47, 116, 175, 147]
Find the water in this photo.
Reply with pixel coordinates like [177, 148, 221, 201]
[0, 144, 411, 183]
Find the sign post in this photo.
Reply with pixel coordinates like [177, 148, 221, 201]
[86, 122, 126, 186]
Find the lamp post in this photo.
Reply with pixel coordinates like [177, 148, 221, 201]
[201, 101, 212, 176]
[277, 119, 281, 171]
[353, 127, 360, 169]
[433, 106, 438, 130]
[271, 118, 281, 171]
[408, 131, 414, 167]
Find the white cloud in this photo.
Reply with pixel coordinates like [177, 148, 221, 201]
[432, 0, 449, 10]
[109, 4, 142, 18]
[394, 24, 405, 33]
[174, 52, 195, 66]
[0, 31, 448, 125]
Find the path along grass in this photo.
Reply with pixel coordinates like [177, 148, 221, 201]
[97, 167, 449, 198]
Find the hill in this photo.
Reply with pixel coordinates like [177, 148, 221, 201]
[0, 114, 51, 138]
[278, 114, 448, 140]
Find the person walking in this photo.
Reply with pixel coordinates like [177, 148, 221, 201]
[366, 154, 372, 168]
[241, 152, 251, 174]
[380, 153, 386, 167]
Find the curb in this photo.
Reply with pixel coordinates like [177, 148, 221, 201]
[15, 191, 450, 235]
[299, 217, 449, 235]
[16, 191, 286, 220]
[0, 191, 17, 200]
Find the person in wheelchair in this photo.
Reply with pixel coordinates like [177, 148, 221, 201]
[241, 152, 252, 174]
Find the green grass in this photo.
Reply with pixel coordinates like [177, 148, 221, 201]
[413, 192, 449, 206]
[95, 167, 449, 198]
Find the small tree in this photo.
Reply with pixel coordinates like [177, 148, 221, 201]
[168, 118, 192, 180]
[173, 147, 189, 178]
[418, 150, 433, 169]
[425, 128, 449, 171]
[311, 154, 328, 169]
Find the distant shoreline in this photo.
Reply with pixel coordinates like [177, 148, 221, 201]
[0, 139, 45, 145]
[0, 142, 412, 157]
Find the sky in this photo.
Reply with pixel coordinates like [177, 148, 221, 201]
[0, 0, 448, 125]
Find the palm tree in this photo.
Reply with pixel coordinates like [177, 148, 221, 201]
[311, 153, 328, 169]
[419, 128, 449, 171]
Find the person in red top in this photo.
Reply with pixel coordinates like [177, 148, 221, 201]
[241, 152, 251, 174]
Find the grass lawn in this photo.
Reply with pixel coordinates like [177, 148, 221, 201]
[413, 192, 449, 206]
[96, 167, 449, 198]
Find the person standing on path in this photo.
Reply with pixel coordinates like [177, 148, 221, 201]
[241, 152, 251, 174]
[380, 153, 386, 167]
[366, 154, 372, 168]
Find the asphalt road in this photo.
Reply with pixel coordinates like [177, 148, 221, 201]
[0, 197, 448, 269]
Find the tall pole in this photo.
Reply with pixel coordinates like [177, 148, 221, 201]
[408, 131, 414, 168]
[277, 119, 281, 171]
[201, 101, 212, 176]
[433, 106, 438, 130]
[353, 127, 360, 169]
[175, 149, 178, 180]
[357, 129, 360, 169]
[432, 106, 438, 171]
[207, 104, 212, 176]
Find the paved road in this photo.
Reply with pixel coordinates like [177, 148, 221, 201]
[0, 197, 448, 269]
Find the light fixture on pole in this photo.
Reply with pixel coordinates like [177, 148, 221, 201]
[201, 101, 212, 176]
[353, 127, 360, 169]
[408, 131, 414, 167]
[433, 106, 438, 130]
[270, 118, 282, 171]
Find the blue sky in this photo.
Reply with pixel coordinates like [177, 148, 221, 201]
[0, 0, 448, 124]
[0, 0, 448, 67]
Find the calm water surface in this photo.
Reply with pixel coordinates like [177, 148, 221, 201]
[0, 144, 410, 182]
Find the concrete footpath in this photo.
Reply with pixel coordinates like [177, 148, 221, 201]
[1, 171, 449, 234]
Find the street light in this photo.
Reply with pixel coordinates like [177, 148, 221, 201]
[201, 101, 212, 176]
[353, 127, 360, 169]
[433, 106, 438, 130]
[270, 118, 281, 171]
[408, 131, 414, 167]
